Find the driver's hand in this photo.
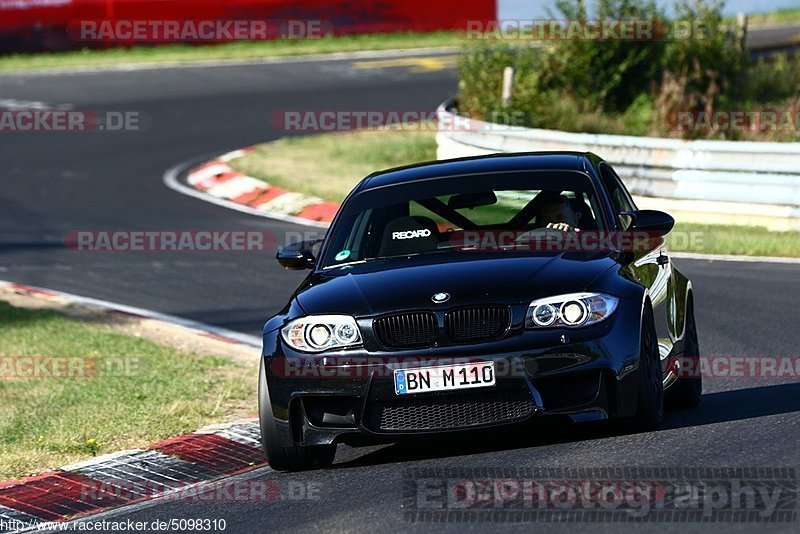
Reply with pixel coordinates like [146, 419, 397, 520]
[546, 222, 576, 232]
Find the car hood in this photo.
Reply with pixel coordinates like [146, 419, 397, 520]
[295, 253, 619, 317]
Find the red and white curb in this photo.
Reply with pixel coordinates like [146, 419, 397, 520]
[178, 148, 339, 227]
[0, 420, 264, 532]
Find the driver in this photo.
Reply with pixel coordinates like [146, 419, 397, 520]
[537, 194, 580, 232]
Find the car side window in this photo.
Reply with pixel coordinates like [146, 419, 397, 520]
[599, 163, 636, 230]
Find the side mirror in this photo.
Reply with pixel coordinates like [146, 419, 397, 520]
[625, 210, 675, 236]
[276, 240, 320, 270]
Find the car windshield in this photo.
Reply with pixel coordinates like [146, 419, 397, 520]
[320, 170, 606, 269]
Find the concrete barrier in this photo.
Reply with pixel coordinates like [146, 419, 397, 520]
[436, 100, 800, 230]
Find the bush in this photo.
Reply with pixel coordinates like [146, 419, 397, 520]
[541, 0, 665, 112]
[458, 43, 542, 126]
[457, 0, 800, 141]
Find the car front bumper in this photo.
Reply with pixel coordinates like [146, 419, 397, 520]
[262, 299, 643, 447]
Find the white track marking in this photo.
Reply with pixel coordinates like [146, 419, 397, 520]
[0, 98, 67, 110]
[163, 160, 330, 228]
[0, 280, 261, 347]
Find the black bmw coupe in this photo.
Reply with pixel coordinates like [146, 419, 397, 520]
[259, 152, 701, 470]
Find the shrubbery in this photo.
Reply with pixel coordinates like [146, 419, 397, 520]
[457, 0, 800, 140]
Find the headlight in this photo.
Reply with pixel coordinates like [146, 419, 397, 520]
[281, 315, 362, 353]
[526, 292, 618, 329]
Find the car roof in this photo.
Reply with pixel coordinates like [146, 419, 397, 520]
[359, 151, 594, 191]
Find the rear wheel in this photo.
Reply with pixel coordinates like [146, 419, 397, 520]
[668, 295, 702, 408]
[258, 360, 336, 471]
[634, 305, 664, 431]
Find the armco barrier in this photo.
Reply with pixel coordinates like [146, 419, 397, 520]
[436, 100, 800, 230]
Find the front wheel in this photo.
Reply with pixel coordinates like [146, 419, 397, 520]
[633, 305, 664, 431]
[258, 360, 336, 471]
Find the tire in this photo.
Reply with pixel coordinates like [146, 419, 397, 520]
[634, 304, 664, 431]
[258, 360, 336, 471]
[668, 294, 702, 408]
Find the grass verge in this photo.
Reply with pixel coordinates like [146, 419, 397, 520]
[0, 32, 460, 73]
[231, 128, 437, 202]
[0, 300, 255, 480]
[229, 129, 800, 258]
[665, 223, 800, 258]
[745, 8, 800, 26]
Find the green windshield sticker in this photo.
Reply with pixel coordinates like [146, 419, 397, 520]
[335, 250, 351, 261]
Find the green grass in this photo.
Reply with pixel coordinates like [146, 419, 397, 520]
[744, 8, 800, 26]
[231, 128, 437, 202]
[667, 223, 800, 257]
[0, 32, 460, 73]
[0, 301, 256, 479]
[230, 129, 800, 258]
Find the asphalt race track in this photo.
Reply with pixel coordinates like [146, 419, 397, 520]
[1, 52, 799, 533]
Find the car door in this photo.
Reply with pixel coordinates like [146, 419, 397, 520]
[598, 163, 676, 377]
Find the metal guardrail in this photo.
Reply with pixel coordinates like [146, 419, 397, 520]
[747, 23, 800, 57]
[436, 101, 800, 220]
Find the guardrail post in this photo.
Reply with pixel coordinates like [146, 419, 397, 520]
[502, 67, 515, 107]
[736, 13, 748, 54]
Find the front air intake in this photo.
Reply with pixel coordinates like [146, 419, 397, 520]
[445, 306, 511, 344]
[373, 312, 437, 349]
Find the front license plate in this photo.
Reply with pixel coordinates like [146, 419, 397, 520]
[394, 361, 496, 395]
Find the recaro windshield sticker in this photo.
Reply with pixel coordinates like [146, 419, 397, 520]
[392, 229, 431, 240]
